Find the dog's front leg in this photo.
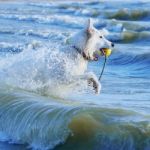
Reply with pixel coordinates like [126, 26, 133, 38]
[79, 72, 100, 94]
[87, 72, 100, 94]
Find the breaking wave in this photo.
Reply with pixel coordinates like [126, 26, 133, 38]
[0, 91, 150, 150]
[107, 9, 150, 21]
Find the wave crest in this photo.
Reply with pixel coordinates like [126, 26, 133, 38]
[107, 9, 150, 21]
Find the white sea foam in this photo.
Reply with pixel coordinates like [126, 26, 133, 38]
[0, 39, 89, 98]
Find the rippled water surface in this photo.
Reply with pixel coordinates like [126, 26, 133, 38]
[0, 0, 150, 150]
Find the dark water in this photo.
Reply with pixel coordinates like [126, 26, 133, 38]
[0, 0, 150, 150]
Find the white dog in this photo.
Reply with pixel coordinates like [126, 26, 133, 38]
[0, 19, 114, 95]
[60, 18, 114, 94]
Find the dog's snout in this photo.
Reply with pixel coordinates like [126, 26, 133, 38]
[111, 43, 115, 47]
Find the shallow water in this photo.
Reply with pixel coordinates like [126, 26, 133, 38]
[0, 0, 150, 150]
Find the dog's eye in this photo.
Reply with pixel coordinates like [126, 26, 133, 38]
[99, 36, 103, 38]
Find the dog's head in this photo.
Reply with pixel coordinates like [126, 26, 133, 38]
[71, 19, 114, 60]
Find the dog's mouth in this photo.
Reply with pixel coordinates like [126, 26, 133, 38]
[100, 48, 112, 57]
[83, 47, 111, 61]
[93, 47, 111, 61]
[100, 48, 107, 55]
[100, 48, 109, 53]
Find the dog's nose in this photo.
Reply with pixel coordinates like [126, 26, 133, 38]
[111, 43, 115, 47]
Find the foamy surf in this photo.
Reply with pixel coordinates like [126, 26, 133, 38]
[0, 90, 150, 150]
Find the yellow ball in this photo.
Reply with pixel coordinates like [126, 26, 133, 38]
[94, 48, 112, 58]
[103, 48, 112, 57]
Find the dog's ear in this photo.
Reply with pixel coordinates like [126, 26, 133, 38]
[86, 18, 94, 34]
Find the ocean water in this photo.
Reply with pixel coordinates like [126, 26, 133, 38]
[0, 0, 150, 150]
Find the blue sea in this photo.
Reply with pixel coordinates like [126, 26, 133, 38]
[0, 0, 150, 150]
